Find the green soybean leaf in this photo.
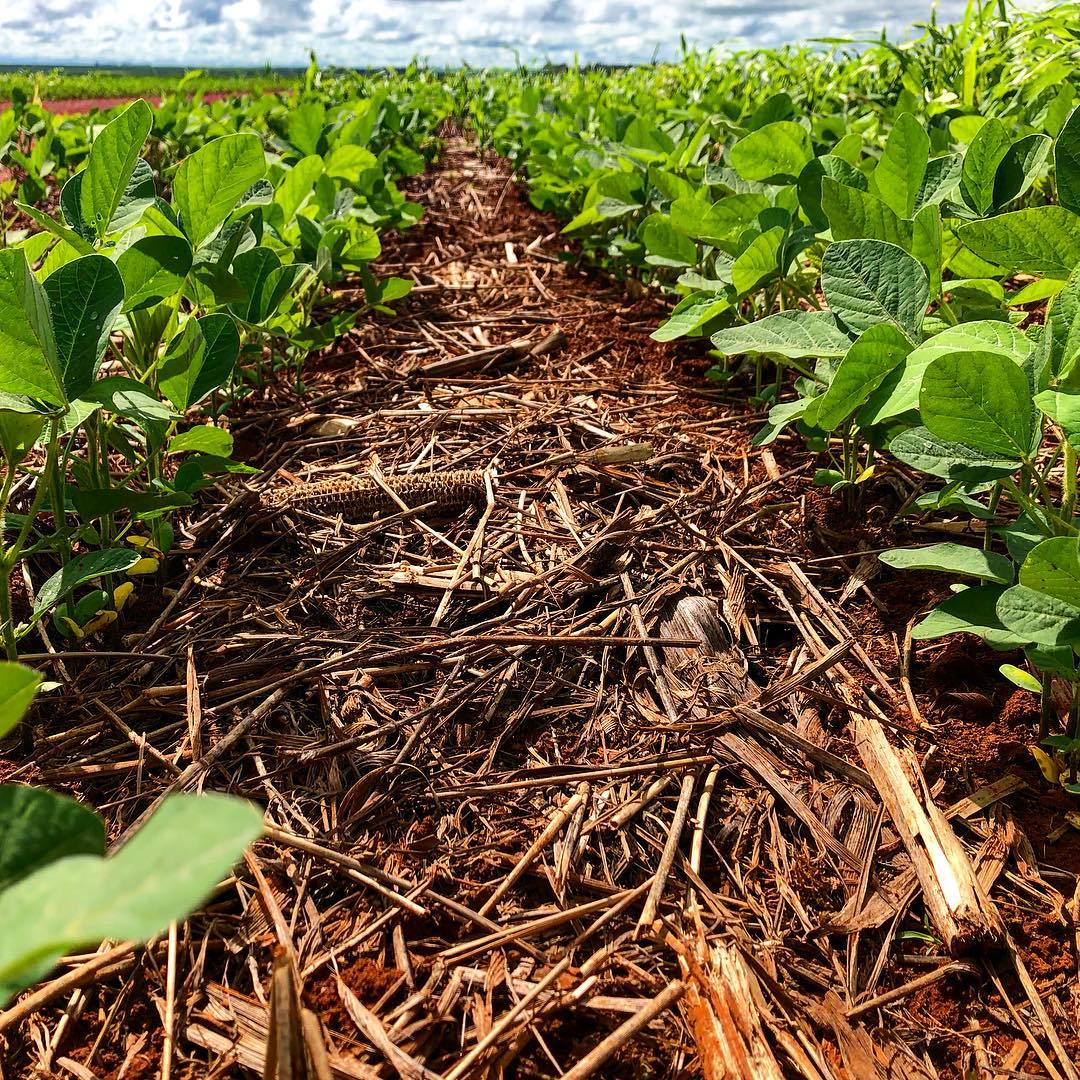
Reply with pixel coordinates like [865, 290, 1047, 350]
[1025, 641, 1075, 677]
[32, 549, 141, 622]
[80, 100, 152, 240]
[797, 155, 866, 230]
[710, 310, 852, 359]
[914, 153, 962, 211]
[1014, 272, 1066, 302]
[960, 118, 1011, 214]
[862, 320, 1031, 425]
[287, 102, 327, 157]
[821, 178, 912, 248]
[652, 294, 730, 342]
[188, 314, 240, 405]
[82, 376, 180, 424]
[813, 323, 911, 431]
[115, 235, 192, 313]
[173, 134, 266, 249]
[109, 159, 157, 234]
[0, 793, 262, 1004]
[641, 215, 697, 268]
[994, 133, 1052, 208]
[872, 112, 929, 218]
[324, 144, 377, 183]
[1055, 104, 1080, 215]
[0, 411, 44, 466]
[959, 207, 1080, 276]
[731, 226, 783, 293]
[158, 318, 206, 412]
[996, 585, 1080, 646]
[57, 174, 96, 247]
[747, 92, 794, 130]
[70, 488, 193, 521]
[753, 399, 808, 446]
[273, 154, 324, 225]
[229, 247, 281, 324]
[0, 786, 104, 891]
[1000, 664, 1043, 693]
[910, 584, 1026, 646]
[672, 193, 769, 243]
[167, 425, 233, 457]
[0, 250, 63, 405]
[17, 200, 95, 257]
[879, 542, 1014, 584]
[1048, 265, 1080, 382]
[1034, 388, 1080, 446]
[43, 255, 124, 400]
[888, 425, 1020, 482]
[0, 664, 41, 742]
[821, 239, 929, 344]
[1017, 537, 1080, 607]
[920, 351, 1035, 459]
[998, 515, 1047, 566]
[912, 204, 944, 298]
[729, 121, 812, 182]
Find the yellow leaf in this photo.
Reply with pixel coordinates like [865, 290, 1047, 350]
[127, 557, 160, 576]
[127, 535, 163, 557]
[82, 610, 118, 636]
[1031, 745, 1062, 784]
[113, 581, 135, 610]
[855, 465, 876, 484]
[57, 617, 84, 642]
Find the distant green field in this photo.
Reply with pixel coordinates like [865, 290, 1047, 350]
[0, 67, 300, 101]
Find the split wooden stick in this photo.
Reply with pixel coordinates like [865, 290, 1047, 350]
[853, 711, 1005, 955]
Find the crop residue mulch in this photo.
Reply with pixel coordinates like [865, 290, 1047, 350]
[3, 138, 1079, 1079]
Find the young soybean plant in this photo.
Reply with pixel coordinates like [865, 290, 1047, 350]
[0, 662, 261, 1002]
[1, 101, 273, 650]
[695, 100, 1080, 783]
[875, 107, 1080, 787]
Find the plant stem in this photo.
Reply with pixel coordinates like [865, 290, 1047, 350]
[1040, 669, 1053, 742]
[984, 484, 1002, 550]
[44, 417, 72, 616]
[0, 417, 62, 658]
[0, 467, 17, 661]
[1064, 441, 1078, 521]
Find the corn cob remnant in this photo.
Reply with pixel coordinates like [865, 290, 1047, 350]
[260, 469, 486, 518]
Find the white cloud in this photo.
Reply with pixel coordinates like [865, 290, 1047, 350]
[0, 0, 994, 67]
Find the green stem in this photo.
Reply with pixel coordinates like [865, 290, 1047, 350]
[0, 416, 62, 657]
[984, 483, 1002, 550]
[1040, 669, 1053, 742]
[0, 468, 17, 661]
[45, 418, 71, 616]
[1064, 441, 1077, 521]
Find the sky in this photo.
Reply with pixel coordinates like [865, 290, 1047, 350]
[2, 0, 981, 68]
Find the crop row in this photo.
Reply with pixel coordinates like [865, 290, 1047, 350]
[0, 68, 449, 998]
[471, 3, 1080, 791]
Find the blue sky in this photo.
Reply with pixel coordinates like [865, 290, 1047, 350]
[3, 1, 983, 67]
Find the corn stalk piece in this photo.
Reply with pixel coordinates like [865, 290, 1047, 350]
[853, 711, 1006, 956]
[675, 931, 784, 1080]
[261, 470, 486, 519]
